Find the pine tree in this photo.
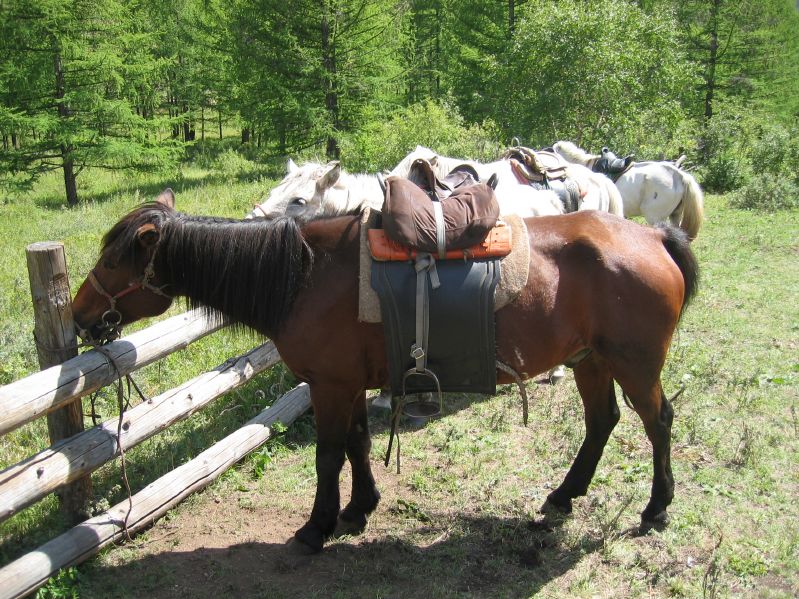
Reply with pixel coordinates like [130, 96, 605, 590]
[0, 0, 181, 205]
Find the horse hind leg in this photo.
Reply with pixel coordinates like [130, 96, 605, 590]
[618, 377, 675, 529]
[336, 391, 381, 536]
[543, 354, 620, 515]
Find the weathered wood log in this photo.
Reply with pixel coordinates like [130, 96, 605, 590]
[0, 341, 281, 523]
[26, 241, 92, 521]
[0, 308, 224, 436]
[0, 383, 311, 599]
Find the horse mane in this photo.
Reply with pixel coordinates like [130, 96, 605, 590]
[553, 141, 598, 165]
[103, 203, 313, 336]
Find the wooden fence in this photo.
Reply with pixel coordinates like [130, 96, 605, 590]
[0, 242, 311, 599]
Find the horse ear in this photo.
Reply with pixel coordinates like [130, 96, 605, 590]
[136, 223, 160, 249]
[287, 158, 298, 174]
[317, 161, 341, 190]
[156, 188, 175, 209]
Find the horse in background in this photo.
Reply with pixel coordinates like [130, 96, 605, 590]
[553, 141, 705, 239]
[248, 155, 565, 221]
[249, 145, 624, 221]
[389, 145, 624, 217]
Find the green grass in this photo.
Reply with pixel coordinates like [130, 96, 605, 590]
[1, 174, 798, 598]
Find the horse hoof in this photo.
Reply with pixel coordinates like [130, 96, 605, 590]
[640, 510, 670, 533]
[334, 513, 367, 538]
[371, 391, 392, 410]
[539, 497, 572, 516]
[287, 537, 321, 556]
[293, 524, 324, 554]
[548, 365, 566, 385]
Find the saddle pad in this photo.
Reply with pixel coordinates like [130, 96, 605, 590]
[368, 221, 512, 262]
[371, 256, 501, 396]
[358, 208, 530, 323]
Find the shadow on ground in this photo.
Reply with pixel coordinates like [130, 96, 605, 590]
[79, 512, 600, 599]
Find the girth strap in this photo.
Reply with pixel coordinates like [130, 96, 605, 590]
[411, 253, 440, 372]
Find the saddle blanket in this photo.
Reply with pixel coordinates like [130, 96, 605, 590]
[358, 208, 530, 323]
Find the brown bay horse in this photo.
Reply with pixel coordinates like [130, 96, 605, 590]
[71, 191, 698, 553]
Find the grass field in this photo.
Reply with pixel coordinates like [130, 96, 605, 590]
[0, 167, 797, 598]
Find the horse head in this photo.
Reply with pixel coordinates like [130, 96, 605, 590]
[248, 160, 344, 221]
[72, 189, 176, 343]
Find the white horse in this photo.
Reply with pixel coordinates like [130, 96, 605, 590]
[390, 145, 624, 217]
[553, 141, 705, 239]
[249, 146, 623, 221]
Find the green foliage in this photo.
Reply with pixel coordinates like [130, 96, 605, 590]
[339, 99, 502, 172]
[36, 567, 80, 599]
[0, 0, 184, 202]
[496, 0, 699, 152]
[729, 178, 799, 212]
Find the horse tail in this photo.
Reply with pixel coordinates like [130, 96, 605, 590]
[553, 140, 594, 165]
[604, 177, 625, 216]
[677, 170, 705, 240]
[657, 223, 699, 318]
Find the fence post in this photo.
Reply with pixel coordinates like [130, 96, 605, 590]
[26, 241, 92, 522]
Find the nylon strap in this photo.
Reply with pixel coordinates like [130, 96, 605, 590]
[432, 200, 446, 259]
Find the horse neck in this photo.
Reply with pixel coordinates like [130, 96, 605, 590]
[328, 173, 383, 214]
[157, 215, 310, 336]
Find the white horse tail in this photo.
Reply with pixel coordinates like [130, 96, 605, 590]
[553, 140, 596, 166]
[678, 170, 705, 240]
[605, 178, 625, 217]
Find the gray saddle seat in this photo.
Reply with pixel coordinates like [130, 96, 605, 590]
[592, 146, 635, 179]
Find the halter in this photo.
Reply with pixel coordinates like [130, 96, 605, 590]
[82, 246, 171, 343]
[251, 203, 269, 218]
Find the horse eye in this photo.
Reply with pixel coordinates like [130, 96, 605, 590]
[290, 198, 307, 206]
[102, 259, 117, 270]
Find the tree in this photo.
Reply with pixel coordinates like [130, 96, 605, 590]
[0, 0, 181, 205]
[226, 0, 402, 159]
[676, 0, 799, 124]
[494, 0, 698, 154]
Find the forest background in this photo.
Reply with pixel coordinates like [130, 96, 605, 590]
[1, 0, 799, 210]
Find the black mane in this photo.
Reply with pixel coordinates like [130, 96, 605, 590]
[103, 204, 313, 337]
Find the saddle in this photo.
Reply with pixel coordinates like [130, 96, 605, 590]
[370, 159, 508, 426]
[382, 158, 500, 259]
[592, 147, 634, 179]
[503, 146, 581, 213]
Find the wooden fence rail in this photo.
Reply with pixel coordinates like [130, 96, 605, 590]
[0, 341, 281, 522]
[0, 241, 313, 597]
[0, 308, 224, 437]
[0, 384, 311, 599]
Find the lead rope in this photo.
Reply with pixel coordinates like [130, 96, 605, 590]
[87, 341, 154, 543]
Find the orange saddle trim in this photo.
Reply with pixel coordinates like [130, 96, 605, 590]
[368, 221, 512, 262]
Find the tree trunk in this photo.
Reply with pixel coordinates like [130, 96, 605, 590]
[704, 0, 720, 122]
[218, 110, 223, 139]
[241, 127, 250, 144]
[52, 37, 79, 206]
[201, 105, 205, 141]
[321, 4, 339, 160]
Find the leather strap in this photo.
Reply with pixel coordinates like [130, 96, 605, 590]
[432, 200, 446, 259]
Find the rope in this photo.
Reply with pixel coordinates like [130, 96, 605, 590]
[92, 343, 151, 543]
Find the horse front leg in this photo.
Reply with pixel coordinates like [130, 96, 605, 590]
[544, 355, 620, 515]
[336, 390, 380, 536]
[293, 382, 357, 553]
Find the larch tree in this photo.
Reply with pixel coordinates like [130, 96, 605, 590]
[0, 0, 180, 205]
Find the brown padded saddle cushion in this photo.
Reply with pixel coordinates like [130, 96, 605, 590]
[382, 174, 499, 253]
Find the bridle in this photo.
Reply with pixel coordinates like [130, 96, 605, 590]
[79, 245, 172, 344]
